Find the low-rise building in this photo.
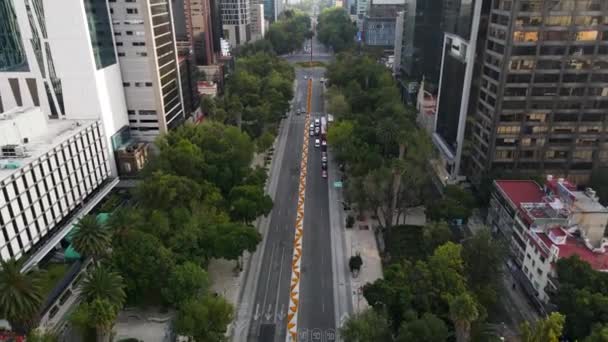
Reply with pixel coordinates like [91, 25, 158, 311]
[488, 175, 608, 305]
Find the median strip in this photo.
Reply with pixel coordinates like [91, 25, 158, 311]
[286, 78, 313, 341]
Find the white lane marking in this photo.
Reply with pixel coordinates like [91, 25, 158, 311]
[274, 245, 287, 323]
[261, 243, 277, 316]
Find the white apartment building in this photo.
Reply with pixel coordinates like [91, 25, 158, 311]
[221, 0, 251, 46]
[250, 3, 266, 41]
[0, 107, 117, 263]
[109, 0, 186, 141]
[488, 176, 608, 306]
[0, 0, 130, 176]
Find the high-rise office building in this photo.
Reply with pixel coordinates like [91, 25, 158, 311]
[468, 0, 608, 185]
[398, 0, 443, 86]
[221, 0, 251, 47]
[0, 0, 129, 176]
[250, 2, 266, 41]
[110, 0, 186, 141]
[180, 0, 217, 65]
[363, 0, 406, 47]
[432, 0, 608, 186]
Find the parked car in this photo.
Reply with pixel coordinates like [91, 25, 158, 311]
[322, 170, 327, 178]
[309, 130, 314, 136]
[321, 139, 327, 147]
[321, 152, 328, 163]
[314, 139, 320, 148]
[322, 162, 327, 170]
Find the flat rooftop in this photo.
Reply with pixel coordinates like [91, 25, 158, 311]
[495, 180, 545, 210]
[0, 107, 96, 180]
[537, 231, 608, 271]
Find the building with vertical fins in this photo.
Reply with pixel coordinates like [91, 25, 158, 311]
[109, 0, 186, 141]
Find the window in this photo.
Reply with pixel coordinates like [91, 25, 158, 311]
[534, 74, 560, 83]
[127, 110, 136, 115]
[542, 31, 571, 41]
[132, 42, 145, 46]
[122, 82, 130, 87]
[118, 52, 125, 57]
[145, 82, 153, 87]
[511, 46, 536, 56]
[134, 82, 143, 87]
[540, 46, 565, 55]
[116, 42, 123, 46]
[510, 59, 535, 70]
[126, 31, 133, 36]
[574, 150, 593, 160]
[513, 31, 539, 42]
[126, 8, 138, 14]
[139, 110, 157, 115]
[574, 16, 601, 26]
[537, 59, 562, 70]
[576, 31, 598, 41]
[545, 16, 571, 26]
[497, 126, 520, 134]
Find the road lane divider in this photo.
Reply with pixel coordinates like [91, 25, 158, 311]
[286, 78, 313, 341]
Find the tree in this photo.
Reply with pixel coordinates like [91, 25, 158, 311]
[317, 8, 357, 52]
[175, 295, 234, 342]
[228, 185, 273, 224]
[26, 329, 58, 342]
[422, 221, 452, 252]
[449, 292, 480, 342]
[200, 94, 216, 118]
[111, 230, 175, 305]
[213, 223, 262, 269]
[72, 215, 111, 263]
[72, 299, 119, 342]
[426, 185, 476, 223]
[520, 312, 565, 342]
[340, 309, 391, 342]
[461, 228, 506, 309]
[134, 171, 202, 212]
[79, 266, 126, 308]
[585, 324, 608, 342]
[397, 313, 449, 342]
[162, 262, 210, 306]
[256, 131, 275, 153]
[0, 259, 43, 333]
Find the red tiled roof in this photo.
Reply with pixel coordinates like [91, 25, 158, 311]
[495, 180, 544, 210]
[536, 232, 608, 271]
[550, 227, 566, 237]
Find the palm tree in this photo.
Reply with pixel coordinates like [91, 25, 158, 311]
[0, 259, 43, 333]
[449, 292, 480, 342]
[79, 267, 126, 307]
[88, 298, 119, 342]
[72, 215, 110, 263]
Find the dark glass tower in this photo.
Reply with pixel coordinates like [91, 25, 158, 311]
[0, 0, 29, 71]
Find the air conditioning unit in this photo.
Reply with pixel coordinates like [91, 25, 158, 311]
[0, 144, 26, 158]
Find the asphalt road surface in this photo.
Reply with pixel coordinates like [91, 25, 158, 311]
[297, 67, 337, 342]
[247, 69, 308, 342]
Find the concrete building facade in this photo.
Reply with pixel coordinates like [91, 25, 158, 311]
[110, 0, 186, 141]
[0, 0, 129, 177]
[221, 0, 251, 46]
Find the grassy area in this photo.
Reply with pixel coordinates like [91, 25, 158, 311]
[39, 263, 69, 297]
[384, 225, 428, 263]
[295, 61, 327, 68]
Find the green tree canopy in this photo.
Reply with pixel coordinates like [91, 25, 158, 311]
[162, 262, 210, 306]
[317, 8, 357, 52]
[339, 309, 391, 342]
[520, 312, 565, 342]
[79, 266, 126, 307]
[175, 295, 234, 342]
[397, 313, 449, 342]
[72, 215, 111, 263]
[0, 259, 43, 333]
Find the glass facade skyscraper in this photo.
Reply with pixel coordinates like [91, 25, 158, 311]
[0, 0, 29, 71]
[83, 0, 117, 69]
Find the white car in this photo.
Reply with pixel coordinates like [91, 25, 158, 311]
[314, 118, 320, 126]
[309, 123, 314, 129]
[314, 139, 320, 148]
[309, 130, 314, 136]
[321, 139, 327, 147]
[322, 152, 328, 163]
[304, 76, 308, 80]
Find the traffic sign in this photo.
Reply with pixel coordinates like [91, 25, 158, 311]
[333, 181, 343, 188]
